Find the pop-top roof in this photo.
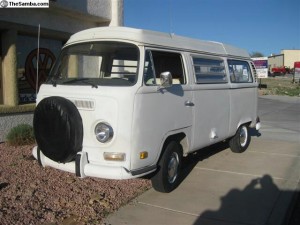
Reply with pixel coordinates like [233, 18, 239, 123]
[66, 27, 250, 58]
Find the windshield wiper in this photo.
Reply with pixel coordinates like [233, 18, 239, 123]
[63, 78, 98, 88]
[81, 79, 98, 88]
[49, 78, 57, 87]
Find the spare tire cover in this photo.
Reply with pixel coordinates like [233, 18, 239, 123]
[33, 96, 83, 163]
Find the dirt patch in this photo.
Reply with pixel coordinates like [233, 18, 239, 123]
[0, 143, 151, 224]
[258, 77, 300, 97]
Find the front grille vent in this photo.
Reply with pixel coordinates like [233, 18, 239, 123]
[71, 99, 95, 110]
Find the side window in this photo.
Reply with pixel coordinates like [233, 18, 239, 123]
[144, 50, 156, 86]
[228, 60, 253, 83]
[192, 57, 227, 84]
[144, 50, 186, 85]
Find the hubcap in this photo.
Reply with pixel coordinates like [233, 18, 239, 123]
[168, 152, 179, 184]
[239, 126, 248, 147]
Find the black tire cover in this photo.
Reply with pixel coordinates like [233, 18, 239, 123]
[33, 96, 83, 163]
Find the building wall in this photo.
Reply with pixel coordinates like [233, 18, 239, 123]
[0, 0, 123, 142]
[281, 50, 300, 68]
[268, 54, 284, 70]
[0, 0, 123, 106]
[111, 0, 124, 26]
[268, 50, 300, 70]
[0, 0, 124, 40]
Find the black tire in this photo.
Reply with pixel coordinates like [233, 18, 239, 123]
[151, 141, 183, 193]
[33, 96, 83, 163]
[229, 124, 251, 153]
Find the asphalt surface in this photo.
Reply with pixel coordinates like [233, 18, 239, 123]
[105, 95, 300, 225]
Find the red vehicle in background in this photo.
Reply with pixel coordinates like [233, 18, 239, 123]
[270, 66, 291, 76]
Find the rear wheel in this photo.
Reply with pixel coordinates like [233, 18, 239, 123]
[151, 141, 182, 193]
[229, 124, 251, 153]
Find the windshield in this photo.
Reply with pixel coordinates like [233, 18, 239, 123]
[47, 42, 139, 87]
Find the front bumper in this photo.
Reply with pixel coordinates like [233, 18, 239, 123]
[32, 146, 156, 179]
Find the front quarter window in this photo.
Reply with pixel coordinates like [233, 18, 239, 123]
[47, 42, 139, 86]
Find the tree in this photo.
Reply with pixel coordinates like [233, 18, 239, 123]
[250, 51, 264, 58]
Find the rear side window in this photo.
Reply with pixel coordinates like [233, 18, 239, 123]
[228, 60, 253, 83]
[192, 57, 227, 84]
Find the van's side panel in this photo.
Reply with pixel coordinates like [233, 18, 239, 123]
[227, 59, 258, 134]
[190, 84, 230, 151]
[188, 54, 231, 151]
[228, 85, 258, 135]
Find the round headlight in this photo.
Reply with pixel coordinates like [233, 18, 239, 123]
[94, 123, 113, 143]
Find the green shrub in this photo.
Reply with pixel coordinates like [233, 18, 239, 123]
[6, 124, 35, 146]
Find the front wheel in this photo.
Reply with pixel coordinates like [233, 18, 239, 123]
[229, 124, 251, 153]
[151, 141, 183, 193]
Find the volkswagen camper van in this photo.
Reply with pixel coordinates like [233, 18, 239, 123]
[33, 27, 261, 193]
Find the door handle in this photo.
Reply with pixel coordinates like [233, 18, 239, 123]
[185, 101, 194, 107]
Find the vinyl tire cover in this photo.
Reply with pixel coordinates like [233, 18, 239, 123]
[33, 96, 83, 163]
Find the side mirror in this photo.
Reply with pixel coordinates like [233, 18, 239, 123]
[160, 71, 173, 88]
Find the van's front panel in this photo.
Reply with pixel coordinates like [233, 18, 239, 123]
[33, 41, 141, 179]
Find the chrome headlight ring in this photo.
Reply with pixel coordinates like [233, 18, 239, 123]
[94, 122, 114, 143]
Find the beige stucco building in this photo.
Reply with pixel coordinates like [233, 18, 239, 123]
[268, 49, 300, 71]
[281, 50, 300, 68]
[0, 0, 123, 141]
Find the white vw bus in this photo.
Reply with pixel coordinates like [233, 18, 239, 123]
[33, 27, 260, 193]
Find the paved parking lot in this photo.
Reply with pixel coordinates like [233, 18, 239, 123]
[105, 95, 300, 225]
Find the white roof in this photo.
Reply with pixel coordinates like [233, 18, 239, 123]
[66, 27, 250, 58]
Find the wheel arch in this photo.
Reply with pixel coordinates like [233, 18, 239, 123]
[229, 120, 252, 140]
[151, 133, 187, 192]
[236, 119, 252, 131]
[158, 131, 190, 162]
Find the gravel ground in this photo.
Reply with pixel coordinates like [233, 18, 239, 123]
[1, 143, 299, 225]
[0, 143, 151, 225]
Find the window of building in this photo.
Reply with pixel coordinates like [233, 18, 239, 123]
[228, 60, 253, 83]
[192, 56, 227, 84]
[144, 50, 186, 85]
[17, 35, 62, 104]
